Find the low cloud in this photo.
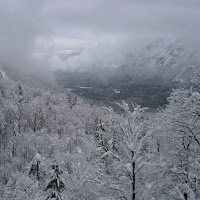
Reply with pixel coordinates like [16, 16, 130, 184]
[0, 0, 48, 71]
[0, 0, 200, 71]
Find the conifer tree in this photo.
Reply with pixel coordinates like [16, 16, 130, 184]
[29, 153, 46, 181]
[46, 163, 65, 200]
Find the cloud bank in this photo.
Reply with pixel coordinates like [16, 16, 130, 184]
[0, 0, 200, 71]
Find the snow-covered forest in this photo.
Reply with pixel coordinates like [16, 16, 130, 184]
[1, 0, 200, 199]
[0, 65, 200, 200]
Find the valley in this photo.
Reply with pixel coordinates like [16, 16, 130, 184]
[55, 40, 194, 110]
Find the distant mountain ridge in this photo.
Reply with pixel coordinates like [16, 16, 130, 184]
[55, 39, 199, 109]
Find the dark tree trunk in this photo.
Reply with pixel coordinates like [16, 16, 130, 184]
[33, 113, 36, 132]
[132, 154, 136, 200]
[184, 193, 188, 200]
[36, 162, 40, 181]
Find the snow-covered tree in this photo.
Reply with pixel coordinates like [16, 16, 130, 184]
[29, 153, 46, 182]
[102, 101, 153, 200]
[45, 163, 65, 200]
[157, 88, 200, 199]
[67, 93, 77, 110]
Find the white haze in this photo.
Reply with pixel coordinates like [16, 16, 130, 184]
[0, 0, 200, 72]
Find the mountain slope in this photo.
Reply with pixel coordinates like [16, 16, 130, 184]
[55, 39, 197, 109]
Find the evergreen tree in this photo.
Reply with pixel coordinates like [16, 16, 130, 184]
[46, 163, 65, 200]
[29, 153, 46, 182]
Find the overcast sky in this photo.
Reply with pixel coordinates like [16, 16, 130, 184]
[0, 0, 200, 71]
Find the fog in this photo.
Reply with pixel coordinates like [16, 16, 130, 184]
[0, 0, 200, 72]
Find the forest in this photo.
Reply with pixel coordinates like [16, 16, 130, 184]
[0, 66, 200, 200]
[1, 0, 200, 199]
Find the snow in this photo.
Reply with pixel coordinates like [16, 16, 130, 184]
[0, 70, 6, 78]
[78, 86, 92, 89]
[127, 142, 135, 151]
[125, 163, 132, 174]
[31, 153, 42, 165]
[66, 88, 75, 91]
[114, 89, 120, 94]
[1, 63, 200, 200]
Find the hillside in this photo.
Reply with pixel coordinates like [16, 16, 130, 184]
[1, 65, 200, 199]
[0, 66, 110, 199]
